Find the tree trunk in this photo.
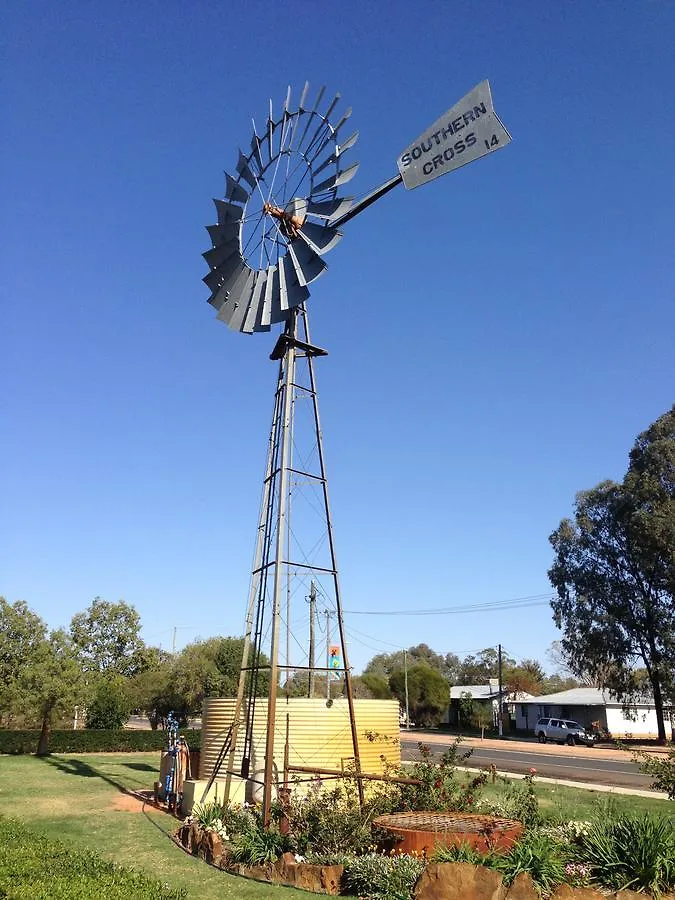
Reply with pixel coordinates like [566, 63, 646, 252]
[37, 712, 51, 756]
[649, 672, 667, 744]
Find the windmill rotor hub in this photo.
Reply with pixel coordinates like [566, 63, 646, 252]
[263, 199, 307, 240]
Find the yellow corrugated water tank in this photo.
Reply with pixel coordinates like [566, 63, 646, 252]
[181, 697, 401, 814]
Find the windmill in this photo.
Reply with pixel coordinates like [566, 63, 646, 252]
[202, 80, 511, 825]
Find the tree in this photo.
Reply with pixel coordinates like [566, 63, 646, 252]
[549, 407, 675, 742]
[20, 629, 84, 754]
[456, 648, 515, 685]
[86, 677, 131, 729]
[389, 662, 449, 727]
[503, 659, 545, 696]
[458, 691, 475, 731]
[0, 598, 47, 726]
[360, 672, 392, 699]
[70, 597, 147, 678]
[473, 703, 493, 738]
[169, 636, 270, 717]
[363, 644, 459, 681]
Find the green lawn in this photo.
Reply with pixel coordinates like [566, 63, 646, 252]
[0, 752, 670, 899]
[480, 779, 671, 820]
[0, 753, 310, 899]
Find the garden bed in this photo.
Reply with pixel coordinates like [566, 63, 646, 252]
[174, 740, 674, 900]
[174, 822, 675, 899]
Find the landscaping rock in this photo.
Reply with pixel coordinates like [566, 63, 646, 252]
[318, 864, 343, 895]
[242, 863, 274, 883]
[414, 862, 506, 900]
[187, 823, 202, 855]
[550, 887, 606, 900]
[276, 852, 297, 877]
[281, 862, 342, 895]
[202, 830, 223, 866]
[505, 872, 539, 900]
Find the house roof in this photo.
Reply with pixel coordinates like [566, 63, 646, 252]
[518, 687, 655, 707]
[449, 684, 535, 701]
[450, 684, 499, 700]
[518, 687, 606, 706]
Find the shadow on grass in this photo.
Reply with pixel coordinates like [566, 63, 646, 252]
[125, 763, 157, 772]
[40, 755, 150, 797]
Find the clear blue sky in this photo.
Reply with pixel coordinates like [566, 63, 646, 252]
[2, 0, 673, 673]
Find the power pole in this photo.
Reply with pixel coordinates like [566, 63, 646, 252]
[403, 649, 410, 729]
[172, 627, 177, 655]
[498, 643, 503, 738]
[324, 609, 333, 702]
[308, 582, 316, 698]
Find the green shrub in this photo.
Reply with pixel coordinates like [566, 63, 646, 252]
[431, 841, 494, 866]
[0, 816, 186, 898]
[282, 777, 381, 857]
[86, 680, 131, 729]
[493, 831, 567, 894]
[341, 853, 425, 900]
[191, 800, 228, 831]
[571, 813, 675, 896]
[228, 824, 291, 865]
[432, 832, 566, 896]
[633, 743, 675, 800]
[0, 728, 201, 755]
[392, 740, 488, 814]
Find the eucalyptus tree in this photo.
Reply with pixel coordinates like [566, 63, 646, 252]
[549, 406, 675, 741]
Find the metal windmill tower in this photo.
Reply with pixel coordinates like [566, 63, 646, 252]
[202, 80, 511, 824]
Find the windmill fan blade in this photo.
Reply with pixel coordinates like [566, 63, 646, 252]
[214, 199, 243, 224]
[336, 130, 358, 157]
[313, 163, 359, 195]
[212, 263, 250, 315]
[297, 85, 326, 150]
[236, 150, 259, 189]
[204, 252, 243, 297]
[250, 133, 264, 172]
[206, 221, 239, 248]
[225, 173, 248, 205]
[243, 270, 266, 333]
[312, 152, 339, 179]
[260, 266, 278, 328]
[203, 239, 239, 271]
[274, 256, 309, 322]
[323, 93, 341, 123]
[306, 197, 353, 223]
[217, 268, 256, 330]
[297, 222, 343, 256]
[287, 239, 327, 287]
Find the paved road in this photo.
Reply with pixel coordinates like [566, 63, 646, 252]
[400, 737, 652, 790]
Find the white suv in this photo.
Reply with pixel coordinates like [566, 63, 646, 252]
[534, 717, 595, 747]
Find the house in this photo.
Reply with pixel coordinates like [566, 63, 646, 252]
[443, 680, 533, 729]
[514, 687, 666, 739]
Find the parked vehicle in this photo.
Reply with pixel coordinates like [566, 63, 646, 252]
[534, 717, 596, 746]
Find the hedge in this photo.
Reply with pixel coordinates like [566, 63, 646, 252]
[0, 728, 202, 755]
[0, 817, 186, 898]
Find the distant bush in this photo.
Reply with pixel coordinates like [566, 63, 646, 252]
[0, 729, 201, 755]
[0, 817, 186, 898]
[86, 679, 131, 729]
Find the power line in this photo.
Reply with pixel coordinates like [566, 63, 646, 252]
[343, 593, 554, 617]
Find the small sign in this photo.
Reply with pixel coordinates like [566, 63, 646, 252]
[397, 80, 511, 190]
[329, 645, 341, 670]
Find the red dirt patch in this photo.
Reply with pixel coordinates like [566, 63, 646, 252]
[110, 790, 162, 812]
